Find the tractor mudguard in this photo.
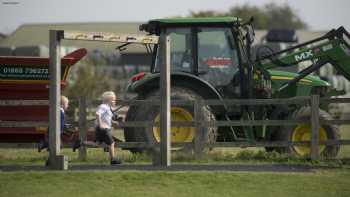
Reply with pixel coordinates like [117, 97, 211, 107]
[128, 72, 227, 116]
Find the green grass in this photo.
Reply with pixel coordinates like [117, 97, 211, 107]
[0, 125, 349, 166]
[1, 170, 350, 197]
[0, 126, 350, 197]
[0, 146, 344, 166]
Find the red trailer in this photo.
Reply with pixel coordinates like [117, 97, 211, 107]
[0, 48, 86, 144]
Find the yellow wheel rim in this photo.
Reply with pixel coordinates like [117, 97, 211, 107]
[291, 124, 327, 156]
[153, 107, 195, 142]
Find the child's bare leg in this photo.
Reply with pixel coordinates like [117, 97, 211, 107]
[109, 142, 115, 160]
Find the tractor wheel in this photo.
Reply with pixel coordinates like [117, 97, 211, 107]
[276, 107, 340, 158]
[124, 87, 217, 153]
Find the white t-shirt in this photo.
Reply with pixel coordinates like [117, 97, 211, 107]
[95, 103, 113, 129]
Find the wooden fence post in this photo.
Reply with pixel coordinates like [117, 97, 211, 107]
[159, 31, 171, 166]
[311, 94, 320, 160]
[194, 100, 204, 159]
[49, 30, 68, 170]
[78, 96, 87, 161]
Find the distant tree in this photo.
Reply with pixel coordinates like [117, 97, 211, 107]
[63, 59, 114, 100]
[190, 3, 307, 29]
[263, 3, 307, 29]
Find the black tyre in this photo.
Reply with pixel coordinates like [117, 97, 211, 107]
[124, 87, 217, 153]
[276, 107, 340, 158]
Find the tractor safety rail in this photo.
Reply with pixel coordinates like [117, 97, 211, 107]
[63, 31, 159, 44]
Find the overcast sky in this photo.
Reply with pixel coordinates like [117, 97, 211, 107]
[1, 0, 349, 34]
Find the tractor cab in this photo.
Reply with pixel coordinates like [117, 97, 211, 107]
[139, 17, 248, 98]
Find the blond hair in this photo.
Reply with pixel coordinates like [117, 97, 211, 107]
[60, 95, 69, 105]
[102, 91, 116, 103]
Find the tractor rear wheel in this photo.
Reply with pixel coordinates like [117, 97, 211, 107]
[124, 87, 217, 153]
[276, 107, 340, 158]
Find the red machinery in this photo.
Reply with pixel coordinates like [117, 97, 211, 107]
[0, 48, 87, 143]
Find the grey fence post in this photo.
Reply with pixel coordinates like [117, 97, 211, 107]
[194, 100, 204, 159]
[159, 31, 171, 167]
[311, 94, 320, 160]
[78, 96, 87, 161]
[49, 30, 68, 170]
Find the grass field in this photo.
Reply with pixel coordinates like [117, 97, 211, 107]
[0, 127, 350, 197]
[1, 170, 350, 197]
[1, 125, 349, 166]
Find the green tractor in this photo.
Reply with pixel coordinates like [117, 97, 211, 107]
[124, 17, 350, 157]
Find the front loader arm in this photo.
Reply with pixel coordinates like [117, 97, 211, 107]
[257, 27, 350, 90]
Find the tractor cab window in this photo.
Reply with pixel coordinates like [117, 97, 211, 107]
[154, 28, 193, 73]
[153, 27, 239, 87]
[197, 28, 239, 86]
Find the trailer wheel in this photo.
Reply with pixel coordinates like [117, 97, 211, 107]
[124, 87, 217, 153]
[276, 107, 340, 158]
